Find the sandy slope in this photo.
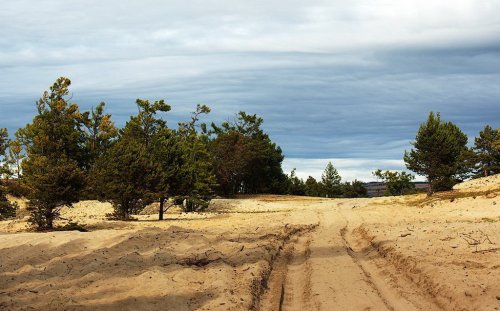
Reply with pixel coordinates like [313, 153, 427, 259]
[0, 177, 499, 310]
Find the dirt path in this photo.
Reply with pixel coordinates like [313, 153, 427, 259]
[259, 203, 441, 311]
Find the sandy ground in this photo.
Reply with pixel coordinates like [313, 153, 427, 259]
[0, 175, 499, 311]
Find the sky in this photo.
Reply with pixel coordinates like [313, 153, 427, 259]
[1, 0, 499, 181]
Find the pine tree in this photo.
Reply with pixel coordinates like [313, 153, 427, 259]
[404, 112, 471, 194]
[209, 131, 250, 195]
[18, 77, 86, 229]
[342, 180, 368, 198]
[6, 137, 24, 178]
[93, 137, 153, 218]
[321, 162, 342, 197]
[210, 111, 286, 194]
[150, 125, 184, 220]
[81, 102, 118, 199]
[287, 168, 306, 195]
[93, 99, 170, 219]
[305, 176, 321, 197]
[473, 125, 500, 177]
[83, 102, 118, 167]
[0, 128, 17, 220]
[372, 169, 415, 196]
[177, 105, 217, 212]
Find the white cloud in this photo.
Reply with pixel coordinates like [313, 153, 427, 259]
[2, 1, 500, 61]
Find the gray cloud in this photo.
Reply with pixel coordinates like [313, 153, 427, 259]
[1, 1, 499, 180]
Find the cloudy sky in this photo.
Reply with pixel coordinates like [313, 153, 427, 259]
[1, 1, 499, 181]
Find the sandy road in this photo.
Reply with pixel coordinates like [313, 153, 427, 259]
[259, 203, 441, 311]
[1, 181, 498, 310]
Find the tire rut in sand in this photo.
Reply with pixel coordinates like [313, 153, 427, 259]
[340, 224, 397, 311]
[348, 224, 448, 311]
[257, 231, 315, 311]
[340, 220, 442, 311]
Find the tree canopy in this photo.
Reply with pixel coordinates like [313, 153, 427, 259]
[321, 162, 342, 198]
[0, 128, 17, 220]
[92, 99, 172, 218]
[18, 77, 86, 229]
[404, 112, 471, 194]
[209, 112, 286, 195]
[373, 169, 415, 196]
[473, 125, 500, 177]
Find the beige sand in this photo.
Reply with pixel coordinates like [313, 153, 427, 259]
[0, 176, 499, 310]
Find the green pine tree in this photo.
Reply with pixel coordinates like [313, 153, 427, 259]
[0, 128, 17, 220]
[404, 112, 471, 194]
[209, 131, 251, 195]
[321, 162, 342, 198]
[93, 99, 170, 219]
[342, 180, 368, 198]
[210, 111, 286, 194]
[287, 168, 306, 195]
[372, 169, 415, 196]
[473, 125, 500, 177]
[18, 77, 86, 229]
[177, 105, 217, 212]
[82, 102, 118, 167]
[150, 126, 184, 220]
[93, 137, 153, 218]
[305, 176, 322, 197]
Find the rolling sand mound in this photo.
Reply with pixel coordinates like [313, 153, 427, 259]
[453, 173, 500, 191]
[1, 178, 499, 310]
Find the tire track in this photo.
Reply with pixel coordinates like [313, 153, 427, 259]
[340, 224, 397, 311]
[338, 208, 441, 311]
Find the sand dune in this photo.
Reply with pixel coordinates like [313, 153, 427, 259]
[0, 176, 499, 310]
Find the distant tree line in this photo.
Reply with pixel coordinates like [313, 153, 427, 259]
[284, 162, 368, 198]
[283, 113, 499, 199]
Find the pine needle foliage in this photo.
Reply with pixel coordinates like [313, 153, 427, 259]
[404, 112, 471, 195]
[473, 125, 500, 177]
[18, 77, 86, 229]
[0, 128, 17, 220]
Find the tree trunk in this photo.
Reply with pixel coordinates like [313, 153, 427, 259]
[427, 179, 434, 197]
[159, 197, 165, 221]
[45, 209, 54, 229]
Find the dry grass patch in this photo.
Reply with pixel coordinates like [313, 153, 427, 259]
[405, 187, 500, 207]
